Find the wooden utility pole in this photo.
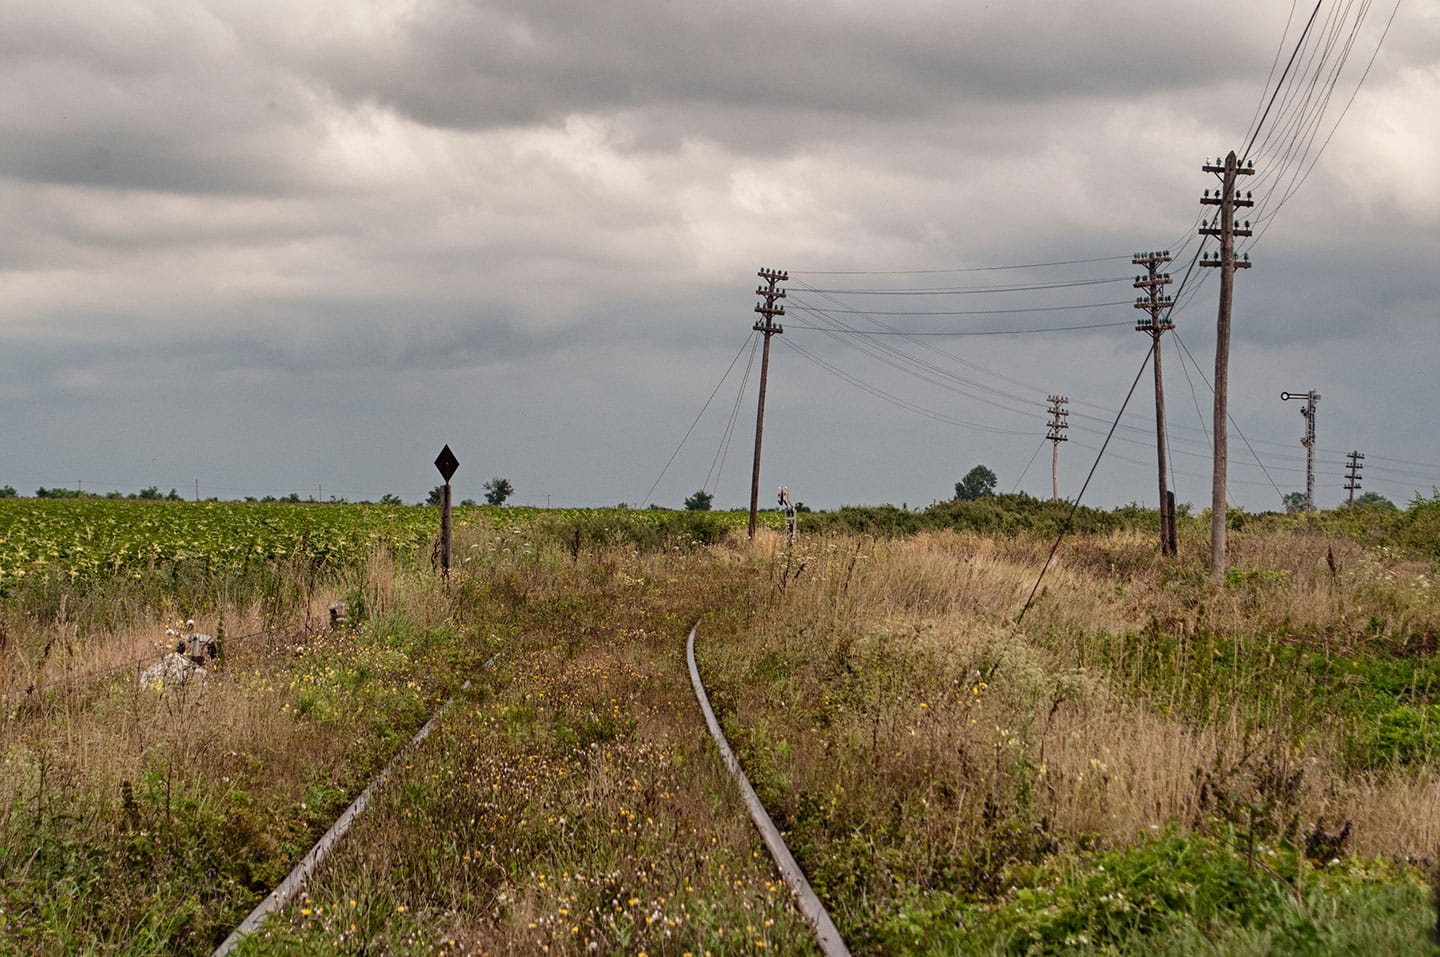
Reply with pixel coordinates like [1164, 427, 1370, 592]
[1046, 394, 1069, 502]
[1281, 390, 1321, 510]
[1199, 151, 1254, 578]
[1345, 450, 1364, 504]
[748, 268, 786, 540]
[1134, 250, 1176, 555]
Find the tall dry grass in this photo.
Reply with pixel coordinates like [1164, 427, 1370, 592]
[715, 524, 1440, 881]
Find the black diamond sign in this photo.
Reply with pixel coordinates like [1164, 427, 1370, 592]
[434, 445, 460, 483]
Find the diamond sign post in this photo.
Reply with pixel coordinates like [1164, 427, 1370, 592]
[434, 445, 459, 576]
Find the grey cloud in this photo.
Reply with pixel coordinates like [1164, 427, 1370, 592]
[304, 1, 1264, 145]
[0, 1, 1434, 511]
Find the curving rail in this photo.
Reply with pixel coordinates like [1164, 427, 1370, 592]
[686, 625, 851, 957]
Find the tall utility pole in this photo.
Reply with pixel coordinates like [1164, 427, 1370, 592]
[1046, 394, 1069, 502]
[1199, 151, 1254, 578]
[748, 267, 787, 540]
[1281, 390, 1321, 511]
[1134, 250, 1176, 555]
[1345, 450, 1364, 504]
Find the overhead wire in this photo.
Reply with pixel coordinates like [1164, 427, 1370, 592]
[787, 255, 1134, 276]
[1243, 1, 1329, 160]
[641, 335, 756, 508]
[793, 259, 1320, 500]
[779, 337, 1036, 436]
[1246, 0, 1370, 218]
[783, 320, 1135, 337]
[1017, 349, 1153, 624]
[798, 277, 1132, 295]
[703, 335, 761, 496]
[793, 275, 1300, 488]
[788, 281, 1062, 409]
[1010, 435, 1049, 494]
[1242, 0, 1303, 147]
[767, 2, 1404, 515]
[787, 300, 1134, 317]
[1245, 0, 1402, 248]
[1173, 331, 1289, 503]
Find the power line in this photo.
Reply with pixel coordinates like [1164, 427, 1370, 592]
[784, 320, 1134, 336]
[779, 338, 1034, 436]
[798, 277, 1132, 295]
[641, 336, 756, 508]
[788, 255, 1133, 276]
[1242, 0, 1303, 146]
[1244, 0, 1402, 246]
[704, 336, 761, 496]
[1010, 434, 1049, 494]
[1173, 331, 1287, 503]
[1244, 1, 1328, 161]
[787, 300, 1134, 317]
[1018, 350, 1153, 623]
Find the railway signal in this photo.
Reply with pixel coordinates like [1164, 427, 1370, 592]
[1280, 391, 1320, 511]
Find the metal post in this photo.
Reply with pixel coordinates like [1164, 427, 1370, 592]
[1281, 390, 1321, 511]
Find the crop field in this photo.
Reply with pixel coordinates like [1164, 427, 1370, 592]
[0, 499, 770, 588]
[2, 496, 1439, 954]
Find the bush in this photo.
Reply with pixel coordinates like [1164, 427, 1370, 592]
[801, 493, 1143, 539]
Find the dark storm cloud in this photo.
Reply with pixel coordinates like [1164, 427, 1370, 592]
[307, 1, 1260, 145]
[0, 3, 327, 195]
[0, 1, 1434, 509]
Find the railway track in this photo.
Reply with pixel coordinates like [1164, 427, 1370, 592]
[212, 651, 501, 956]
[215, 627, 850, 956]
[687, 624, 851, 957]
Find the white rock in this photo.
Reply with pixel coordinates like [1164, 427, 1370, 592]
[139, 652, 208, 690]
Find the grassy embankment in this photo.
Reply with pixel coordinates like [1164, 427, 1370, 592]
[3, 496, 1440, 953]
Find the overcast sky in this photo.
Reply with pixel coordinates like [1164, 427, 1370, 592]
[1, 1, 1436, 510]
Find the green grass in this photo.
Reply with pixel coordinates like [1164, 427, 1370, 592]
[947, 831, 1432, 956]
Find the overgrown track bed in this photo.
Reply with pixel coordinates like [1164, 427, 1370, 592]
[5, 504, 1440, 953]
[232, 542, 819, 955]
